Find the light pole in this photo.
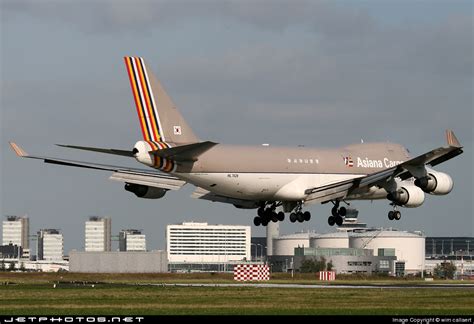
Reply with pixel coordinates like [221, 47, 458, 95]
[291, 257, 294, 278]
[251, 243, 257, 261]
[257, 244, 264, 262]
[419, 263, 424, 279]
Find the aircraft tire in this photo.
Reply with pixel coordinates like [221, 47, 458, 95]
[297, 212, 304, 222]
[388, 211, 394, 220]
[335, 215, 344, 226]
[338, 206, 347, 216]
[253, 217, 261, 226]
[331, 206, 339, 217]
[277, 212, 285, 222]
[258, 208, 265, 217]
[394, 211, 401, 220]
[328, 216, 336, 226]
[290, 213, 297, 223]
[271, 213, 278, 222]
[303, 211, 311, 221]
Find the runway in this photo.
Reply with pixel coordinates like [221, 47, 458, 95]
[148, 283, 474, 289]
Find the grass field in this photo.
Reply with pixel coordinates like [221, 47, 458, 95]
[0, 273, 472, 315]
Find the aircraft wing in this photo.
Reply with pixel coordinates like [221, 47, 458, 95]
[304, 130, 463, 204]
[9, 142, 186, 191]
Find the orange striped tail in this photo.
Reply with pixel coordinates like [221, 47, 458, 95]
[124, 57, 164, 142]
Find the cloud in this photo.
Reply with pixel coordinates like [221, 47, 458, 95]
[2, 0, 375, 36]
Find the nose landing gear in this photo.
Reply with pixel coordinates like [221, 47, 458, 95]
[388, 204, 401, 221]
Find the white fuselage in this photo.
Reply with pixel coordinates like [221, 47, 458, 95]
[137, 142, 409, 202]
[173, 172, 388, 201]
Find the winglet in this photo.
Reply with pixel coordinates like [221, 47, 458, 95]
[9, 142, 29, 157]
[446, 130, 461, 148]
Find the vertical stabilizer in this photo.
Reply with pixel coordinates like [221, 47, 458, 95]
[124, 57, 198, 144]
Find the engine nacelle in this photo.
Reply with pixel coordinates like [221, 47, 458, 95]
[387, 184, 425, 208]
[414, 171, 453, 195]
[124, 183, 167, 199]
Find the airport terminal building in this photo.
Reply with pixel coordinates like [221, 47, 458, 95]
[167, 222, 251, 272]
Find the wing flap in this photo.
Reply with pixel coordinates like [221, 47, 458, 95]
[110, 171, 185, 191]
[191, 187, 258, 208]
[304, 179, 357, 204]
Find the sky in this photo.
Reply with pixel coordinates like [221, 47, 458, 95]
[1, 0, 473, 254]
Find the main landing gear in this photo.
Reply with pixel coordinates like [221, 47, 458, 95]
[253, 202, 284, 226]
[253, 201, 311, 226]
[327, 200, 347, 226]
[289, 203, 311, 224]
[388, 204, 402, 221]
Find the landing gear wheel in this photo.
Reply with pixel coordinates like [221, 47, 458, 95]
[388, 211, 394, 220]
[261, 218, 269, 226]
[335, 215, 344, 226]
[338, 206, 347, 217]
[394, 211, 401, 220]
[271, 213, 278, 222]
[303, 211, 311, 221]
[297, 212, 304, 223]
[331, 206, 339, 217]
[328, 216, 336, 226]
[253, 217, 261, 226]
[290, 213, 297, 223]
[257, 208, 265, 217]
[277, 211, 285, 222]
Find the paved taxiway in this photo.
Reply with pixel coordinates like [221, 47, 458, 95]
[146, 283, 474, 289]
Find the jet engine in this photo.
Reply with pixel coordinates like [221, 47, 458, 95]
[414, 171, 453, 195]
[124, 183, 167, 199]
[387, 184, 425, 208]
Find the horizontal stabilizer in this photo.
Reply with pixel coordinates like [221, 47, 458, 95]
[56, 144, 135, 157]
[150, 141, 217, 162]
[9, 142, 186, 191]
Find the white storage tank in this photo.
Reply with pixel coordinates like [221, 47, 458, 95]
[273, 232, 318, 256]
[349, 229, 425, 274]
[310, 232, 350, 248]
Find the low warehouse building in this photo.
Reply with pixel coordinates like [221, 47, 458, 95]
[294, 247, 397, 275]
[69, 250, 167, 273]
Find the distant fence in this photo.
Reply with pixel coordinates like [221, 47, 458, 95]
[318, 271, 336, 281]
[233, 264, 270, 281]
